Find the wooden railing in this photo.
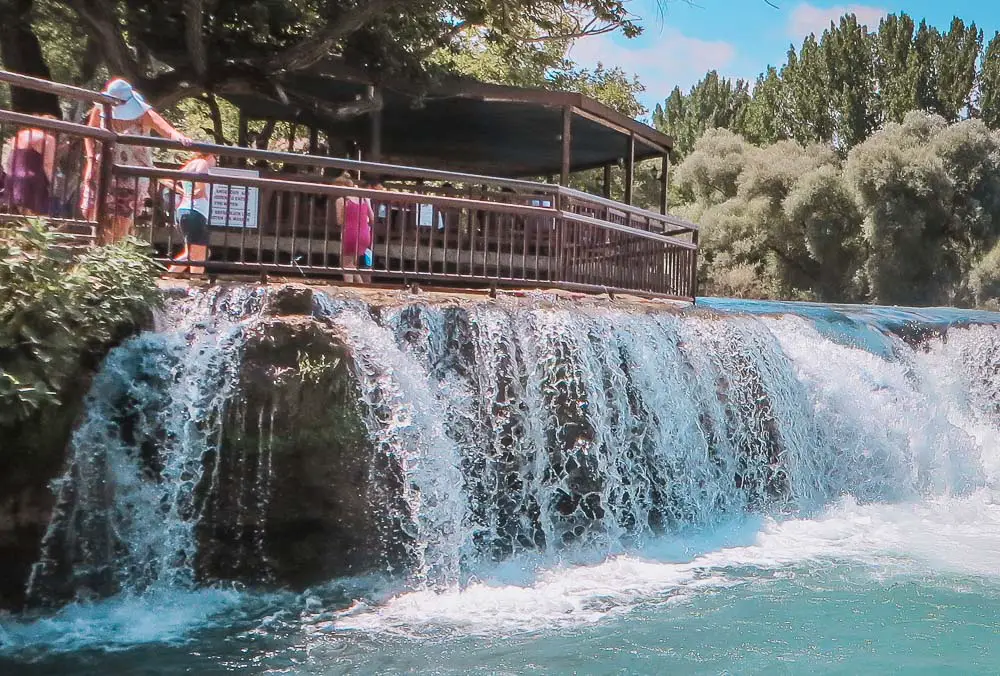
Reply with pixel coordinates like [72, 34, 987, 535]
[0, 70, 699, 300]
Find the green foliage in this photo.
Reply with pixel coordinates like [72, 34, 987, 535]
[652, 71, 750, 159]
[845, 112, 1000, 305]
[45, 0, 653, 108]
[979, 33, 1000, 130]
[970, 241, 1000, 307]
[297, 351, 342, 384]
[680, 132, 860, 300]
[655, 11, 992, 157]
[431, 11, 646, 118]
[675, 112, 1000, 306]
[0, 220, 160, 426]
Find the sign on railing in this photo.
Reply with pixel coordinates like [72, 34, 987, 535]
[209, 167, 260, 229]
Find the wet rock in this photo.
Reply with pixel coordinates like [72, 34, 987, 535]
[197, 316, 405, 588]
[263, 284, 314, 317]
[0, 366, 110, 610]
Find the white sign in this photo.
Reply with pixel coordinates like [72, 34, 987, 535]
[417, 203, 443, 229]
[209, 167, 260, 229]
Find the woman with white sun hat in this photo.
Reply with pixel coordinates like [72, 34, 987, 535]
[81, 78, 192, 242]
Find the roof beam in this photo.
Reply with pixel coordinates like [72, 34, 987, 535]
[572, 106, 670, 156]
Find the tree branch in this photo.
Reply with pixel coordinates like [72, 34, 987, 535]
[265, 0, 402, 73]
[204, 93, 227, 144]
[313, 88, 384, 120]
[528, 23, 619, 43]
[185, 0, 208, 79]
[67, 0, 141, 82]
[254, 119, 276, 149]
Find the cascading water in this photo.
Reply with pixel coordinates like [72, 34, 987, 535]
[25, 286, 264, 605]
[6, 287, 1000, 672]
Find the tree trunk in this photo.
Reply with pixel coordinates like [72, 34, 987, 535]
[0, 0, 60, 115]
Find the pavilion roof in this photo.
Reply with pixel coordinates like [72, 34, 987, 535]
[224, 72, 673, 177]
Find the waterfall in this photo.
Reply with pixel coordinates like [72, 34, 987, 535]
[22, 286, 1000, 606]
[25, 287, 264, 604]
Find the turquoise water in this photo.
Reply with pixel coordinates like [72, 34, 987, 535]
[4, 294, 1000, 674]
[5, 497, 1000, 674]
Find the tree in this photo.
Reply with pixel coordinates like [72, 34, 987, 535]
[908, 20, 942, 116]
[935, 18, 981, 121]
[980, 33, 1000, 129]
[969, 241, 1000, 307]
[53, 0, 654, 114]
[673, 128, 863, 301]
[652, 71, 750, 159]
[551, 64, 646, 118]
[820, 14, 878, 149]
[779, 35, 832, 145]
[740, 66, 786, 146]
[842, 112, 1000, 305]
[875, 13, 916, 124]
[783, 164, 864, 298]
[0, 0, 60, 114]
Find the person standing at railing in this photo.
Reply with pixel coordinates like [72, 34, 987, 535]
[80, 78, 191, 243]
[166, 152, 216, 275]
[334, 173, 374, 284]
[3, 114, 59, 216]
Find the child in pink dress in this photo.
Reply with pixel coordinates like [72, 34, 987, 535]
[334, 174, 374, 284]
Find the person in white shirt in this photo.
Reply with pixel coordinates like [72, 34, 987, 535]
[167, 153, 216, 275]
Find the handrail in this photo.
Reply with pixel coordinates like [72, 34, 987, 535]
[557, 185, 699, 234]
[118, 135, 696, 236]
[559, 210, 697, 248]
[117, 135, 558, 194]
[117, 164, 688, 246]
[114, 165, 560, 218]
[0, 70, 122, 107]
[0, 108, 116, 141]
[0, 80, 699, 300]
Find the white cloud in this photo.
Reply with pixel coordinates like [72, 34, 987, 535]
[569, 30, 737, 110]
[787, 3, 888, 38]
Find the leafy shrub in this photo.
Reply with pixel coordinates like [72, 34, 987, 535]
[0, 219, 161, 426]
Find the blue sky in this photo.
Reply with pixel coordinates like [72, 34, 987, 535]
[570, 0, 1000, 113]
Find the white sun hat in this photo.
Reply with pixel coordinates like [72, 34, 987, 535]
[104, 78, 152, 121]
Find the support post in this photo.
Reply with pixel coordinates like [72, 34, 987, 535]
[690, 230, 700, 299]
[237, 111, 248, 147]
[659, 152, 669, 215]
[237, 111, 249, 167]
[602, 164, 612, 199]
[94, 102, 116, 241]
[560, 106, 572, 186]
[286, 122, 296, 152]
[308, 126, 319, 154]
[624, 133, 635, 206]
[369, 85, 383, 163]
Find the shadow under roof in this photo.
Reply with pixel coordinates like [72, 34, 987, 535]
[224, 75, 672, 178]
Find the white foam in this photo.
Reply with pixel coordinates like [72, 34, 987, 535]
[0, 588, 243, 654]
[332, 491, 1000, 637]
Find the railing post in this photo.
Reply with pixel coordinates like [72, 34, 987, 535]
[659, 152, 669, 216]
[624, 133, 635, 206]
[369, 85, 383, 163]
[557, 190, 568, 282]
[689, 230, 699, 300]
[95, 102, 116, 242]
[560, 106, 572, 186]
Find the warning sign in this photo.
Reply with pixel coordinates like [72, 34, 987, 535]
[209, 167, 260, 229]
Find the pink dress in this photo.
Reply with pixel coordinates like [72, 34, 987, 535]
[341, 197, 372, 258]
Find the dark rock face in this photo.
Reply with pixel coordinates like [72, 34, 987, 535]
[196, 315, 404, 588]
[0, 368, 103, 610]
[262, 284, 314, 317]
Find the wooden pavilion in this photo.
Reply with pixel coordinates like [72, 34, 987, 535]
[223, 72, 674, 212]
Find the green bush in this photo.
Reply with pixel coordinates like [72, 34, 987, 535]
[0, 219, 161, 426]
